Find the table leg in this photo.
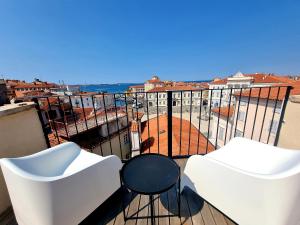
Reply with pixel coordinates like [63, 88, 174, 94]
[149, 195, 155, 225]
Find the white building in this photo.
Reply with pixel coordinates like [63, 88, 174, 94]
[146, 86, 208, 108]
[208, 72, 292, 107]
[70, 94, 114, 110]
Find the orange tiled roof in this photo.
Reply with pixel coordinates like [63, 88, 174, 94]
[141, 115, 214, 156]
[15, 82, 57, 89]
[210, 78, 227, 85]
[234, 86, 288, 101]
[212, 106, 234, 118]
[291, 80, 300, 95]
[247, 73, 293, 84]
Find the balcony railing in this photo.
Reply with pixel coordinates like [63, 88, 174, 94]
[31, 85, 292, 161]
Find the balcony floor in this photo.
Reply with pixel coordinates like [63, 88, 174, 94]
[0, 159, 237, 225]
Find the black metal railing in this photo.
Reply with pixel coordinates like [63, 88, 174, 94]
[31, 85, 292, 161]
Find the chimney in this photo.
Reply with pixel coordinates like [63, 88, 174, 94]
[130, 120, 141, 157]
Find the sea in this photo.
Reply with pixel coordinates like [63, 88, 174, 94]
[79, 83, 142, 93]
[79, 80, 211, 93]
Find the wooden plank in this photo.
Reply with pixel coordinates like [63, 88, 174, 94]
[136, 194, 150, 225]
[201, 202, 216, 225]
[125, 192, 140, 225]
[208, 205, 227, 225]
[183, 187, 205, 225]
[224, 217, 238, 225]
[157, 193, 169, 225]
[179, 189, 193, 225]
[175, 158, 187, 173]
[167, 186, 182, 225]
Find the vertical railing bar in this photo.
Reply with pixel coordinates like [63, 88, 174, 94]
[145, 92, 151, 153]
[251, 87, 262, 140]
[179, 91, 183, 155]
[80, 95, 89, 130]
[233, 88, 242, 137]
[259, 87, 271, 142]
[224, 89, 232, 145]
[274, 86, 292, 146]
[135, 92, 141, 152]
[215, 89, 223, 149]
[242, 88, 252, 137]
[47, 97, 60, 144]
[124, 93, 132, 157]
[267, 87, 281, 144]
[167, 91, 173, 158]
[91, 95, 103, 155]
[113, 94, 123, 159]
[57, 96, 69, 139]
[102, 93, 113, 155]
[206, 89, 212, 153]
[188, 90, 193, 155]
[196, 90, 203, 154]
[68, 96, 79, 135]
[156, 92, 160, 154]
[32, 98, 51, 148]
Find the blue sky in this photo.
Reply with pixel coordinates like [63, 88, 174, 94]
[0, 0, 299, 84]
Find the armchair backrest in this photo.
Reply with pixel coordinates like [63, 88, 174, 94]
[1, 142, 81, 177]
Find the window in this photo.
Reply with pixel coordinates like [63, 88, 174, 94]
[149, 102, 153, 107]
[124, 133, 129, 144]
[198, 93, 201, 97]
[235, 130, 243, 137]
[218, 127, 225, 140]
[275, 106, 281, 114]
[159, 94, 161, 98]
[238, 111, 245, 121]
[163, 94, 166, 98]
[269, 120, 278, 134]
[240, 101, 247, 106]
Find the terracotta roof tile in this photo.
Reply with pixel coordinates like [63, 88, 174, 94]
[212, 106, 234, 118]
[234, 86, 288, 101]
[210, 79, 227, 85]
[247, 74, 293, 84]
[141, 115, 214, 156]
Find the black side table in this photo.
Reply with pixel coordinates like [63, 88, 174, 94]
[120, 153, 181, 225]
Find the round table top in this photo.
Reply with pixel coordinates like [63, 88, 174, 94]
[120, 154, 180, 195]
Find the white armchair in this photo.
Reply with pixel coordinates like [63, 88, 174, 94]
[0, 142, 123, 225]
[182, 137, 300, 225]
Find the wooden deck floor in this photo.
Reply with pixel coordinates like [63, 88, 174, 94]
[0, 159, 237, 225]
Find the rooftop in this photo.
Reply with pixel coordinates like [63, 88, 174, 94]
[141, 115, 214, 155]
[211, 106, 234, 118]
